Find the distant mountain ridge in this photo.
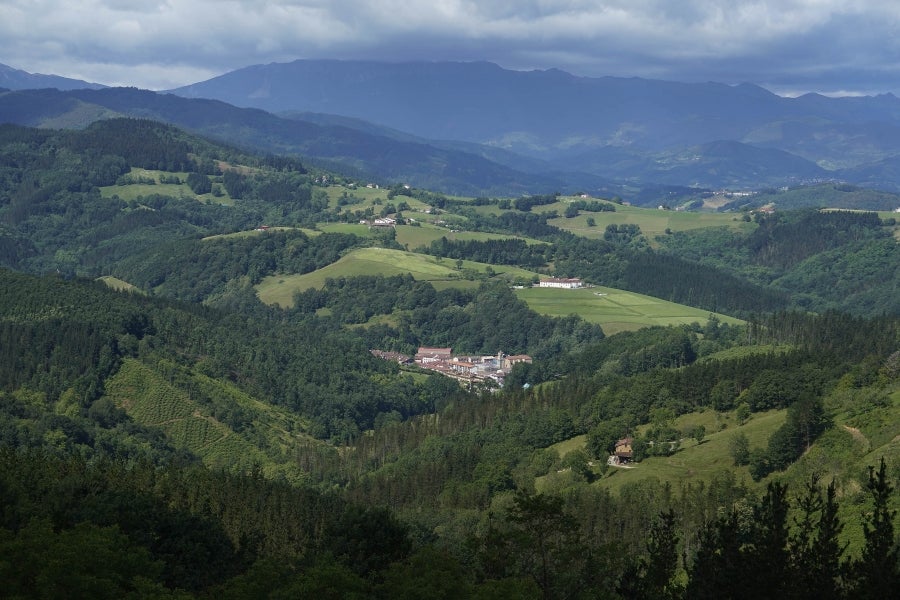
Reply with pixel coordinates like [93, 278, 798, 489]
[169, 59, 900, 191]
[0, 62, 105, 91]
[0, 86, 592, 196]
[7, 59, 900, 195]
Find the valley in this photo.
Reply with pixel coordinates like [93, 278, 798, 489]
[0, 113, 896, 597]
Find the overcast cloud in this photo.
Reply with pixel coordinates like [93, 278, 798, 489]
[2, 0, 900, 95]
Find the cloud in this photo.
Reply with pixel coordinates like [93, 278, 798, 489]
[1, 0, 899, 94]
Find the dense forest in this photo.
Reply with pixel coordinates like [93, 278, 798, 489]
[0, 118, 898, 597]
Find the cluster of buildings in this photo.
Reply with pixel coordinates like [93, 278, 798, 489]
[371, 347, 532, 387]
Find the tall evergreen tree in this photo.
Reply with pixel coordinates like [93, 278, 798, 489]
[746, 482, 791, 597]
[789, 477, 846, 600]
[851, 458, 899, 598]
[686, 510, 746, 600]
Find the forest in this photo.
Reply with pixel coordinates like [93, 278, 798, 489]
[0, 118, 898, 597]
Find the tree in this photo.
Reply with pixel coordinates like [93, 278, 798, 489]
[625, 509, 683, 600]
[686, 510, 745, 599]
[748, 447, 771, 481]
[186, 172, 212, 194]
[789, 477, 846, 600]
[475, 491, 589, 600]
[851, 458, 900, 598]
[746, 482, 791, 598]
[728, 432, 750, 466]
[692, 424, 706, 445]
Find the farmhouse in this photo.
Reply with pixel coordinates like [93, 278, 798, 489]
[372, 217, 396, 227]
[612, 437, 634, 465]
[539, 277, 584, 289]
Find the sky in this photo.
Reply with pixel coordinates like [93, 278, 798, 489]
[3, 0, 900, 96]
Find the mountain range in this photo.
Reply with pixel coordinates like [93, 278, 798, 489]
[5, 59, 900, 196]
[0, 62, 105, 91]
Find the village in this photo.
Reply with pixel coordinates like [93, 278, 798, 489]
[371, 347, 532, 388]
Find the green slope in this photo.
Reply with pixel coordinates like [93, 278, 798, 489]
[104, 358, 321, 482]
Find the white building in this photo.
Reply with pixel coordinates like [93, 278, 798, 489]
[539, 277, 584, 289]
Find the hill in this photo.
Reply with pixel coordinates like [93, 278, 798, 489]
[0, 87, 576, 196]
[0, 62, 105, 91]
[170, 59, 900, 192]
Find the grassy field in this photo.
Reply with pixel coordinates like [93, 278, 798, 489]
[257, 246, 743, 332]
[394, 222, 546, 249]
[256, 247, 538, 307]
[543, 198, 756, 244]
[96, 275, 142, 293]
[697, 344, 792, 363]
[536, 409, 787, 495]
[99, 168, 234, 205]
[598, 409, 787, 494]
[201, 227, 317, 241]
[514, 286, 742, 335]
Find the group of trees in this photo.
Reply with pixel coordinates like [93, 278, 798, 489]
[293, 276, 605, 360]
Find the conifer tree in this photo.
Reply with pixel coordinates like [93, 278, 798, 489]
[789, 477, 846, 599]
[852, 458, 899, 598]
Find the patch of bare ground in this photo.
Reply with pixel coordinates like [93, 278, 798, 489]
[843, 425, 870, 452]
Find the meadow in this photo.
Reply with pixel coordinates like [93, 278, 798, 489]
[255, 247, 538, 307]
[99, 168, 234, 205]
[539, 408, 787, 495]
[513, 286, 743, 335]
[543, 196, 756, 243]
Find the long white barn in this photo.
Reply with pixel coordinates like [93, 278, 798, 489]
[539, 277, 583, 289]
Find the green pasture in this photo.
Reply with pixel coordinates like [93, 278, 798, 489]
[394, 222, 545, 250]
[324, 185, 434, 214]
[96, 275, 141, 293]
[256, 247, 538, 307]
[697, 344, 793, 363]
[536, 409, 787, 494]
[201, 227, 316, 242]
[543, 197, 755, 243]
[323, 184, 391, 208]
[317, 223, 378, 237]
[99, 168, 233, 205]
[548, 434, 589, 458]
[514, 286, 742, 335]
[596, 409, 787, 494]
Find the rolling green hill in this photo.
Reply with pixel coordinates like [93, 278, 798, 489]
[255, 247, 536, 307]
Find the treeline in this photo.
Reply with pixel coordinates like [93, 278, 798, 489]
[422, 236, 548, 267]
[64, 119, 194, 172]
[549, 234, 789, 315]
[114, 230, 360, 303]
[747, 209, 885, 270]
[513, 192, 560, 212]
[292, 277, 605, 358]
